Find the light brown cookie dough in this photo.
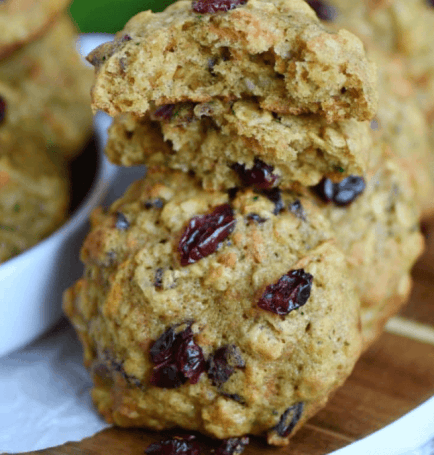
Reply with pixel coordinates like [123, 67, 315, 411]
[63, 167, 362, 446]
[87, 0, 378, 123]
[307, 142, 424, 347]
[0, 0, 71, 59]
[105, 102, 372, 189]
[0, 129, 69, 263]
[0, 15, 93, 160]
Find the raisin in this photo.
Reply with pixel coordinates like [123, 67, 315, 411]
[150, 323, 206, 388]
[153, 104, 176, 122]
[232, 159, 278, 190]
[154, 268, 164, 289]
[179, 204, 236, 266]
[192, 0, 247, 14]
[259, 188, 284, 215]
[207, 345, 245, 387]
[258, 269, 313, 316]
[246, 213, 267, 224]
[145, 437, 201, 455]
[272, 403, 304, 437]
[313, 176, 365, 206]
[115, 212, 130, 230]
[305, 0, 337, 21]
[428, 0, 434, 7]
[0, 96, 6, 125]
[144, 198, 165, 209]
[289, 200, 306, 221]
[215, 437, 249, 455]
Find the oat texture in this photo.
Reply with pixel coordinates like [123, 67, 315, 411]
[64, 167, 362, 446]
[88, 0, 378, 123]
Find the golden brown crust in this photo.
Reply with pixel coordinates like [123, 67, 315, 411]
[64, 167, 362, 445]
[88, 0, 378, 122]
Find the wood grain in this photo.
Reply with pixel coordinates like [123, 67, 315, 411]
[27, 220, 434, 455]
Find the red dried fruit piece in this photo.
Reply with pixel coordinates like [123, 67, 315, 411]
[215, 437, 250, 455]
[232, 159, 279, 190]
[0, 96, 6, 125]
[149, 323, 206, 388]
[313, 176, 366, 206]
[153, 104, 176, 122]
[207, 345, 245, 387]
[145, 436, 201, 455]
[258, 269, 313, 316]
[179, 204, 236, 266]
[272, 403, 304, 437]
[192, 0, 247, 14]
[305, 0, 337, 21]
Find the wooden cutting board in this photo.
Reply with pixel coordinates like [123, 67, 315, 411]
[27, 221, 434, 455]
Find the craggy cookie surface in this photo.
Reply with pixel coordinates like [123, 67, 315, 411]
[0, 130, 69, 263]
[308, 142, 424, 347]
[88, 0, 378, 122]
[0, 0, 70, 58]
[0, 15, 93, 160]
[105, 100, 372, 189]
[64, 168, 362, 445]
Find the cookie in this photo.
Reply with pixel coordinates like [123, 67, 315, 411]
[0, 0, 70, 59]
[0, 15, 94, 160]
[307, 141, 424, 347]
[63, 167, 362, 446]
[370, 47, 434, 218]
[87, 0, 378, 123]
[105, 102, 372, 189]
[308, 0, 434, 175]
[0, 129, 69, 263]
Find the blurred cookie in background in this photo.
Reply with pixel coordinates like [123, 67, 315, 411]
[0, 129, 70, 263]
[0, 15, 94, 160]
[0, 0, 71, 59]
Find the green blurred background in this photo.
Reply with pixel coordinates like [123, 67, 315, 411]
[69, 0, 175, 34]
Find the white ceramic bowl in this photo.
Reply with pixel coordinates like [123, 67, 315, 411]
[0, 36, 119, 358]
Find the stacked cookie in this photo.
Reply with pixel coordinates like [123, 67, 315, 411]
[63, 0, 426, 447]
[0, 1, 94, 262]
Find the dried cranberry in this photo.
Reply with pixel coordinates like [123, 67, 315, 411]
[232, 159, 278, 190]
[289, 200, 306, 221]
[150, 323, 206, 388]
[305, 0, 337, 21]
[192, 0, 247, 14]
[272, 403, 304, 437]
[259, 188, 284, 215]
[427, 0, 434, 7]
[0, 96, 6, 125]
[313, 176, 365, 206]
[115, 212, 130, 230]
[145, 437, 201, 455]
[258, 269, 313, 316]
[153, 104, 176, 122]
[215, 437, 250, 455]
[207, 345, 245, 387]
[246, 213, 267, 224]
[179, 204, 236, 266]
